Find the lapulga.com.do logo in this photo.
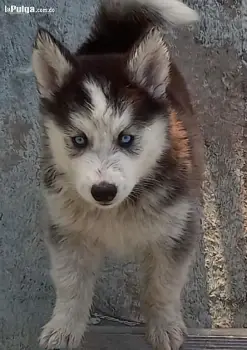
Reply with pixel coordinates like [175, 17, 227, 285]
[4, 5, 55, 14]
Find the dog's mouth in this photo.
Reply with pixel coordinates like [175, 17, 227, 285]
[93, 201, 115, 209]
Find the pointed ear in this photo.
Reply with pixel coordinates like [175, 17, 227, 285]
[127, 28, 170, 99]
[32, 28, 73, 99]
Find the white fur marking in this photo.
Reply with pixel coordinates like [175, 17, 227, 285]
[84, 80, 108, 116]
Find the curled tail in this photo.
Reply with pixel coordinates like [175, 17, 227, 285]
[77, 0, 199, 55]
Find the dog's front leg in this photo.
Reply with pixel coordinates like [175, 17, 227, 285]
[141, 236, 193, 350]
[39, 227, 102, 349]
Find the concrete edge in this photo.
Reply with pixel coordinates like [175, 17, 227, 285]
[89, 325, 247, 337]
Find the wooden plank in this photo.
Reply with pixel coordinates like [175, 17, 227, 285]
[85, 326, 247, 349]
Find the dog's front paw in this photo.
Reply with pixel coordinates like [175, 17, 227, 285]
[39, 317, 86, 349]
[146, 313, 186, 350]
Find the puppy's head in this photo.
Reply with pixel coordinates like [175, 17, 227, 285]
[32, 28, 171, 208]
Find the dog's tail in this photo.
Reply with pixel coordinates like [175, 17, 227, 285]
[77, 0, 199, 55]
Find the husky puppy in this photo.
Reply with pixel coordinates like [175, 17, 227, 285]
[32, 0, 204, 349]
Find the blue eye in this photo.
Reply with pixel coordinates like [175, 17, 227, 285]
[118, 134, 134, 148]
[72, 135, 88, 148]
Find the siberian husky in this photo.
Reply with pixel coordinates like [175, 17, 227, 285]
[32, 0, 204, 349]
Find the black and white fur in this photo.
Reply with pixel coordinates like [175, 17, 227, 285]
[32, 0, 204, 349]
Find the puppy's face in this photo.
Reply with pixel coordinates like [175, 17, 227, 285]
[33, 29, 171, 208]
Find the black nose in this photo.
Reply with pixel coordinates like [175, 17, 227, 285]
[91, 182, 117, 203]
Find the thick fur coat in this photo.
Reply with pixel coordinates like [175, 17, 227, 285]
[32, 1, 204, 349]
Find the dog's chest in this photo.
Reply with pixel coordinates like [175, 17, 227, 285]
[47, 191, 190, 253]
